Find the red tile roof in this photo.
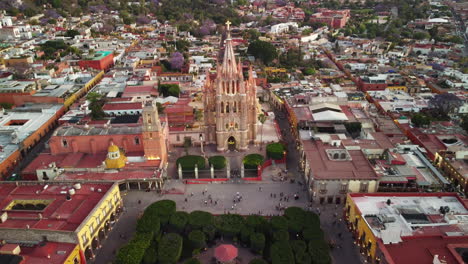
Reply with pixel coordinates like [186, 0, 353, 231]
[0, 182, 113, 232]
[382, 236, 468, 264]
[19, 242, 78, 264]
[103, 102, 143, 111]
[302, 140, 378, 180]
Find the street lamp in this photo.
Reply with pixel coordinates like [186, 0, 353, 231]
[200, 134, 204, 155]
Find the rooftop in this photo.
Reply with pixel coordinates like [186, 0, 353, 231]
[84, 50, 112, 61]
[0, 182, 114, 232]
[350, 193, 468, 244]
[0, 242, 78, 264]
[302, 139, 378, 180]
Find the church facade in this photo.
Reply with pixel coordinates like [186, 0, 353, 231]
[203, 23, 258, 152]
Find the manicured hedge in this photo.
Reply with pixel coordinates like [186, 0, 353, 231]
[303, 228, 324, 242]
[284, 207, 307, 234]
[249, 259, 268, 264]
[169, 211, 189, 233]
[270, 241, 295, 264]
[250, 232, 266, 254]
[208, 155, 227, 169]
[145, 200, 176, 226]
[308, 240, 331, 264]
[136, 210, 160, 234]
[188, 210, 214, 230]
[270, 216, 288, 231]
[246, 215, 269, 234]
[142, 244, 157, 264]
[243, 154, 264, 169]
[240, 226, 254, 245]
[116, 233, 153, 264]
[184, 258, 202, 264]
[266, 142, 285, 160]
[215, 214, 245, 238]
[273, 230, 290, 242]
[202, 224, 216, 242]
[158, 233, 183, 264]
[177, 155, 206, 170]
[188, 230, 206, 250]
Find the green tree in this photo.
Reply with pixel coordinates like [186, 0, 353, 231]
[158, 84, 181, 97]
[247, 40, 278, 65]
[411, 113, 431, 127]
[188, 211, 214, 230]
[188, 230, 206, 250]
[250, 233, 265, 254]
[243, 154, 264, 169]
[208, 156, 227, 169]
[258, 114, 267, 150]
[266, 143, 285, 160]
[169, 211, 189, 233]
[86, 92, 105, 120]
[158, 233, 183, 264]
[65, 29, 80, 38]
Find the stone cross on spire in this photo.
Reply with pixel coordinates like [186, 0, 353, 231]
[226, 20, 232, 31]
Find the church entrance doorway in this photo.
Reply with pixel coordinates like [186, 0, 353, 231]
[228, 136, 236, 151]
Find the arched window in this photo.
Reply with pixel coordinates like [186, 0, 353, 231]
[340, 153, 346, 160]
[226, 103, 230, 113]
[225, 123, 229, 129]
[235, 123, 239, 129]
[221, 102, 224, 113]
[333, 153, 339, 159]
[233, 102, 237, 113]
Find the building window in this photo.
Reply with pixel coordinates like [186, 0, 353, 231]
[340, 183, 348, 193]
[82, 234, 88, 244]
[149, 133, 153, 138]
[177, 135, 180, 142]
[360, 182, 369, 192]
[147, 114, 152, 124]
[319, 182, 327, 194]
[89, 224, 94, 234]
[134, 137, 140, 145]
[62, 139, 68, 148]
[103, 205, 107, 215]
[96, 215, 101, 226]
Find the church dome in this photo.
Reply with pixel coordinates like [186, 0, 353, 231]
[108, 143, 119, 152]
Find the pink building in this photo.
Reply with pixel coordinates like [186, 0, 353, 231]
[310, 9, 350, 29]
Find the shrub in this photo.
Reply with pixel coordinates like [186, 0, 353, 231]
[249, 259, 268, 264]
[158, 233, 183, 264]
[169, 211, 189, 233]
[189, 211, 214, 230]
[250, 233, 265, 254]
[177, 155, 206, 170]
[188, 230, 206, 250]
[266, 143, 285, 160]
[215, 214, 245, 238]
[243, 154, 264, 169]
[270, 241, 295, 264]
[273, 230, 290, 242]
[208, 155, 227, 169]
[270, 216, 288, 231]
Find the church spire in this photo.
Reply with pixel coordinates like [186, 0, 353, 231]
[221, 20, 238, 77]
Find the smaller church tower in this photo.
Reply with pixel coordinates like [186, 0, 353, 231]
[105, 142, 127, 169]
[142, 100, 167, 161]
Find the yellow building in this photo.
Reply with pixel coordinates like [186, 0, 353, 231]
[0, 181, 123, 261]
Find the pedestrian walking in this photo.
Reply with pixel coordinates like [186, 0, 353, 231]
[204, 200, 208, 205]
[185, 198, 188, 202]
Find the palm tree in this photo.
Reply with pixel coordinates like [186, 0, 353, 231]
[258, 114, 267, 150]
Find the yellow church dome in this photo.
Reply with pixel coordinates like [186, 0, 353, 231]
[108, 143, 119, 152]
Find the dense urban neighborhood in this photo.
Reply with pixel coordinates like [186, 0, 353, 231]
[0, 0, 467, 263]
